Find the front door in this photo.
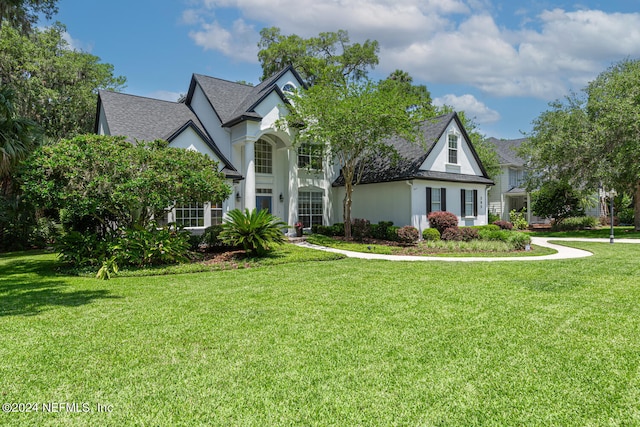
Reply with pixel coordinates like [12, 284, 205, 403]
[256, 195, 272, 214]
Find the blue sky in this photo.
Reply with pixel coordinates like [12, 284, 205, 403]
[49, 0, 640, 139]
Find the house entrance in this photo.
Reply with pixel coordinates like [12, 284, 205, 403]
[256, 188, 273, 213]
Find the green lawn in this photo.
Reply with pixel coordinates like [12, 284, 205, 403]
[529, 225, 640, 239]
[2, 242, 640, 425]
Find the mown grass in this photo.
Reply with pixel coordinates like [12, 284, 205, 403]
[529, 225, 640, 239]
[1, 242, 640, 426]
[306, 234, 557, 257]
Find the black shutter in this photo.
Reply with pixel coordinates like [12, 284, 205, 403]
[461, 189, 466, 217]
[426, 187, 432, 214]
[441, 188, 447, 212]
[473, 189, 478, 217]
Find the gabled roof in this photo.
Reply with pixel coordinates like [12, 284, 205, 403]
[186, 65, 306, 127]
[333, 112, 494, 187]
[487, 137, 527, 166]
[95, 90, 240, 179]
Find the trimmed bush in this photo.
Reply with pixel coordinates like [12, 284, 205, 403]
[493, 220, 513, 230]
[202, 224, 224, 248]
[352, 218, 371, 241]
[386, 226, 400, 242]
[552, 216, 599, 231]
[371, 221, 393, 239]
[422, 228, 441, 241]
[441, 227, 463, 241]
[478, 229, 511, 242]
[507, 232, 531, 250]
[397, 226, 420, 245]
[471, 224, 500, 232]
[459, 227, 480, 242]
[428, 211, 459, 234]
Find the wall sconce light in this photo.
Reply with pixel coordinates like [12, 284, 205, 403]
[235, 192, 241, 202]
[279, 193, 284, 203]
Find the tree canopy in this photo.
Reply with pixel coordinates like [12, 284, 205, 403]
[20, 135, 232, 235]
[257, 27, 379, 84]
[521, 58, 640, 230]
[280, 78, 429, 238]
[0, 23, 126, 140]
[0, 0, 57, 33]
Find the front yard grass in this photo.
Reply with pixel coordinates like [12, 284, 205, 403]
[529, 225, 640, 239]
[306, 234, 558, 257]
[2, 242, 640, 425]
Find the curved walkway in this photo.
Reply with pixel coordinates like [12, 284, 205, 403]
[295, 237, 640, 262]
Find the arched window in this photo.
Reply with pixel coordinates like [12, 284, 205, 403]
[282, 83, 295, 94]
[255, 140, 272, 174]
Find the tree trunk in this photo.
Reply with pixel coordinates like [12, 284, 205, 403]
[343, 180, 352, 239]
[635, 181, 640, 231]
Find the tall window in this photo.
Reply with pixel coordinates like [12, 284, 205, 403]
[448, 134, 458, 164]
[426, 187, 447, 214]
[255, 140, 272, 174]
[211, 202, 223, 225]
[509, 168, 526, 188]
[175, 203, 205, 227]
[461, 189, 478, 217]
[298, 191, 323, 228]
[297, 143, 323, 170]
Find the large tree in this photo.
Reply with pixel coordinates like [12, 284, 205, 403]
[257, 27, 379, 85]
[521, 58, 640, 230]
[0, 0, 57, 33]
[20, 135, 232, 236]
[280, 78, 429, 238]
[0, 23, 126, 140]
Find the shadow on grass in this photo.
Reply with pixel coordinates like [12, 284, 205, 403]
[0, 255, 121, 317]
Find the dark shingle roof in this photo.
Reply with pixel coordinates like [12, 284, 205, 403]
[487, 137, 527, 166]
[97, 90, 240, 179]
[189, 66, 303, 127]
[333, 112, 494, 187]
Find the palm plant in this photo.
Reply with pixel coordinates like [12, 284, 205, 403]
[220, 208, 288, 256]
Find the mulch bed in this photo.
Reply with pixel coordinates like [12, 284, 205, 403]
[199, 248, 250, 269]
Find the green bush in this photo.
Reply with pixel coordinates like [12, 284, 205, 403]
[422, 228, 441, 241]
[470, 224, 501, 232]
[509, 209, 529, 230]
[111, 226, 191, 267]
[478, 229, 511, 242]
[202, 224, 225, 248]
[220, 208, 288, 256]
[371, 221, 393, 239]
[330, 223, 344, 236]
[397, 226, 419, 245]
[386, 226, 400, 242]
[55, 230, 111, 266]
[552, 216, 599, 231]
[488, 212, 500, 224]
[507, 232, 531, 250]
[352, 218, 371, 241]
[618, 208, 635, 225]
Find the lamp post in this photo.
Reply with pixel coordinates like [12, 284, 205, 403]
[609, 189, 615, 244]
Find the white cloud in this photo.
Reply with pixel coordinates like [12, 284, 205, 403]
[434, 94, 500, 124]
[183, 1, 640, 100]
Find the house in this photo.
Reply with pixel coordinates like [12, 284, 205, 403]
[95, 66, 494, 235]
[487, 137, 601, 224]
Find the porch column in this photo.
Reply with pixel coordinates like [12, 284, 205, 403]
[287, 147, 299, 234]
[244, 140, 256, 211]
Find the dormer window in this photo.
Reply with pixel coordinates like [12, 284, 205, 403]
[448, 134, 458, 164]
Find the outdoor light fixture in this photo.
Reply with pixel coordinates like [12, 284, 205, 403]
[235, 192, 241, 202]
[279, 193, 284, 202]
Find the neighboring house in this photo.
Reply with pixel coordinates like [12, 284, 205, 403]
[95, 66, 494, 235]
[487, 137, 600, 224]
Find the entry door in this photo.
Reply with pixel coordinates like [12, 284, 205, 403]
[256, 195, 272, 214]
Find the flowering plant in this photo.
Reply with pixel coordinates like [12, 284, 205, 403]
[295, 222, 304, 229]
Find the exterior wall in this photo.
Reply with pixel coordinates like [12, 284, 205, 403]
[189, 84, 232, 161]
[420, 122, 484, 176]
[332, 181, 411, 227]
[96, 106, 110, 135]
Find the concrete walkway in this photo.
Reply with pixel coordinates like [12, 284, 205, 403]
[295, 237, 640, 262]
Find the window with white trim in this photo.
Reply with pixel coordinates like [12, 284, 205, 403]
[427, 187, 447, 214]
[448, 134, 458, 164]
[297, 143, 323, 170]
[461, 189, 478, 217]
[175, 203, 205, 227]
[211, 202, 223, 225]
[255, 140, 272, 174]
[298, 190, 323, 228]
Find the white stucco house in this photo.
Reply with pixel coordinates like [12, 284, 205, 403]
[95, 66, 494, 235]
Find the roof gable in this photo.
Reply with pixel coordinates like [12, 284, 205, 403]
[487, 137, 527, 166]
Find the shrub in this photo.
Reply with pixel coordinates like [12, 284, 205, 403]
[397, 226, 419, 245]
[422, 228, 441, 241]
[441, 227, 463, 241]
[330, 223, 345, 236]
[220, 208, 288, 256]
[507, 232, 531, 250]
[618, 208, 635, 225]
[470, 224, 500, 232]
[111, 226, 191, 267]
[493, 220, 513, 230]
[509, 209, 529, 230]
[371, 221, 393, 239]
[386, 226, 400, 242]
[188, 232, 202, 251]
[478, 229, 511, 242]
[552, 216, 599, 231]
[488, 212, 500, 224]
[428, 211, 459, 234]
[202, 224, 224, 248]
[459, 227, 479, 242]
[352, 218, 371, 241]
[55, 230, 110, 266]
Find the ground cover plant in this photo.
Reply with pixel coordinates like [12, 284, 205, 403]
[4, 241, 640, 425]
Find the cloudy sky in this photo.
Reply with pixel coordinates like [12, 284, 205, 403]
[53, 0, 640, 139]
